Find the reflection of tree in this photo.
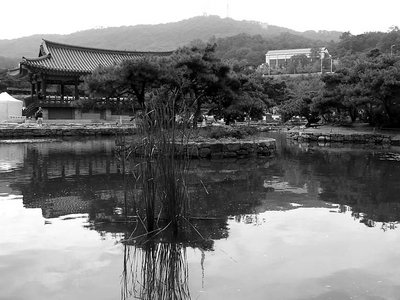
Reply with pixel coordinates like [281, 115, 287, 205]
[11, 135, 400, 232]
[316, 151, 400, 227]
[121, 242, 191, 300]
[279, 138, 400, 228]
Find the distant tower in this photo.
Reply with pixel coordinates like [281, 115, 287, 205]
[226, 0, 230, 18]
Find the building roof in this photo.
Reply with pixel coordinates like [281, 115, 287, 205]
[21, 39, 173, 75]
[266, 47, 328, 57]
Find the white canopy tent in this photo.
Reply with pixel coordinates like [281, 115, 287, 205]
[0, 92, 24, 123]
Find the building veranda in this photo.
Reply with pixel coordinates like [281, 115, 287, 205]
[15, 40, 172, 121]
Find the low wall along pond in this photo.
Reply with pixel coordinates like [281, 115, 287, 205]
[286, 131, 398, 145]
[182, 139, 276, 159]
[0, 125, 276, 159]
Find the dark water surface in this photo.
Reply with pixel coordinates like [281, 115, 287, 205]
[1, 135, 400, 300]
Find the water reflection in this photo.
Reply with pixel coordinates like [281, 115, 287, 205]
[121, 243, 191, 300]
[277, 137, 400, 229]
[1, 136, 400, 231]
[0, 143, 25, 173]
[1, 136, 400, 299]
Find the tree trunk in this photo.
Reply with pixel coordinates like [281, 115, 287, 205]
[382, 98, 395, 126]
[192, 99, 202, 128]
[349, 105, 357, 123]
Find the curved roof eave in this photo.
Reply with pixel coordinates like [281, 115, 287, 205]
[19, 39, 174, 76]
[22, 53, 51, 62]
[42, 39, 174, 55]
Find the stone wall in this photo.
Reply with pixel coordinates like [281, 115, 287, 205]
[0, 126, 276, 159]
[131, 139, 276, 159]
[186, 140, 276, 159]
[0, 126, 135, 138]
[287, 131, 393, 145]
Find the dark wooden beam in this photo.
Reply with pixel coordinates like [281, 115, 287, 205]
[60, 83, 64, 101]
[41, 75, 47, 99]
[74, 81, 79, 100]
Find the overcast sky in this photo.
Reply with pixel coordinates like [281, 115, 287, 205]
[1, 0, 399, 40]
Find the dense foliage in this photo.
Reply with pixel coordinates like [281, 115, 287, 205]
[279, 75, 323, 124]
[277, 47, 400, 127]
[0, 71, 30, 93]
[327, 27, 400, 58]
[212, 33, 322, 67]
[83, 45, 286, 125]
[316, 49, 400, 126]
[83, 31, 400, 128]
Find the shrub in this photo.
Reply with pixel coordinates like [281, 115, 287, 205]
[199, 125, 257, 140]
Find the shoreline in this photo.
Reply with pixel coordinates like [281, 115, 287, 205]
[284, 124, 400, 146]
[2, 122, 400, 146]
[0, 123, 136, 138]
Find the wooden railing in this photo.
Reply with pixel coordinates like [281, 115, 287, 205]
[40, 95, 75, 107]
[36, 96, 131, 107]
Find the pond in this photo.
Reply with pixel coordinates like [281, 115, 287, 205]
[1, 135, 400, 300]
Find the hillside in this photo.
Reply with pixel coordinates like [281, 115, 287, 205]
[0, 15, 341, 68]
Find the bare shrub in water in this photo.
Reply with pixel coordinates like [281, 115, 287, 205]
[130, 92, 192, 235]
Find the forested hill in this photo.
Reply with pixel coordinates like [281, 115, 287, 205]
[213, 33, 322, 67]
[0, 15, 341, 67]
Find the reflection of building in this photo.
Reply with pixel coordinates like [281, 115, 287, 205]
[15, 40, 172, 119]
[265, 47, 330, 70]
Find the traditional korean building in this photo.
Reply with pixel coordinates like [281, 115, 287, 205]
[16, 40, 172, 120]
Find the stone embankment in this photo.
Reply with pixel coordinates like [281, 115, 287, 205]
[286, 131, 399, 145]
[0, 124, 276, 159]
[0, 124, 135, 138]
[130, 139, 276, 159]
[184, 139, 276, 159]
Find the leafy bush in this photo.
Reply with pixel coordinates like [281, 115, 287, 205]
[197, 125, 257, 140]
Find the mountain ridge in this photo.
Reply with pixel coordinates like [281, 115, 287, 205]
[0, 15, 342, 68]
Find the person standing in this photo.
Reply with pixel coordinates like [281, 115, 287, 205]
[35, 107, 43, 126]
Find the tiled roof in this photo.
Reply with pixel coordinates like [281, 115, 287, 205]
[21, 40, 173, 75]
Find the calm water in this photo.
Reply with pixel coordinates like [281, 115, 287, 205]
[1, 135, 400, 300]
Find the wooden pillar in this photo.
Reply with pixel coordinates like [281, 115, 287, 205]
[60, 83, 64, 101]
[41, 77, 47, 99]
[74, 81, 79, 100]
[31, 83, 35, 99]
[36, 81, 41, 98]
[29, 74, 35, 99]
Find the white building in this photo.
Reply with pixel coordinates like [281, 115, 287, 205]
[265, 47, 330, 70]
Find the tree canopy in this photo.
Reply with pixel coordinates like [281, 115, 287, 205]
[291, 49, 400, 127]
[83, 44, 290, 125]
